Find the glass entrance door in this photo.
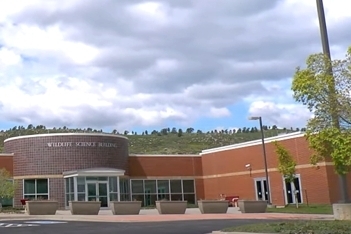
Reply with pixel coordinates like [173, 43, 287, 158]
[87, 182, 109, 207]
[254, 178, 268, 201]
[284, 176, 302, 204]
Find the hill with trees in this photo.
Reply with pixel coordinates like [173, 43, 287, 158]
[0, 125, 305, 154]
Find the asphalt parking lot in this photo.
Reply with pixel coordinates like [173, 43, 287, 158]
[0, 219, 273, 234]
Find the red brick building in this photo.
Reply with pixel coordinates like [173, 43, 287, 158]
[0, 132, 345, 208]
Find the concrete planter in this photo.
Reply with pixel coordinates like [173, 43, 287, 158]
[26, 200, 58, 215]
[156, 201, 187, 214]
[333, 203, 351, 220]
[69, 201, 101, 215]
[198, 200, 228, 214]
[238, 200, 267, 213]
[110, 201, 142, 215]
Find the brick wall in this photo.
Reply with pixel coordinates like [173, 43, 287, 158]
[4, 134, 129, 176]
[199, 135, 333, 205]
[128, 155, 202, 177]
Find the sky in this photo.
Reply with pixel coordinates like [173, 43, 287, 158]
[0, 0, 350, 134]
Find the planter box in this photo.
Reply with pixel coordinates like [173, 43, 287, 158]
[110, 201, 142, 215]
[69, 201, 101, 215]
[198, 200, 228, 214]
[333, 203, 351, 220]
[156, 201, 187, 214]
[238, 200, 267, 213]
[26, 200, 58, 215]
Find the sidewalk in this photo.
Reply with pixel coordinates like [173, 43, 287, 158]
[0, 207, 334, 223]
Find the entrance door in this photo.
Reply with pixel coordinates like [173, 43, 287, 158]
[145, 189, 151, 207]
[87, 182, 109, 207]
[157, 187, 167, 200]
[284, 176, 302, 204]
[254, 178, 269, 201]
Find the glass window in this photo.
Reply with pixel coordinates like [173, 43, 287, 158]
[170, 180, 182, 193]
[144, 180, 156, 194]
[65, 179, 69, 193]
[109, 177, 118, 193]
[120, 193, 130, 201]
[182, 180, 195, 193]
[24, 180, 35, 194]
[23, 179, 49, 200]
[184, 194, 196, 204]
[37, 179, 48, 194]
[77, 177, 85, 193]
[120, 179, 130, 194]
[86, 177, 98, 181]
[110, 193, 118, 201]
[78, 194, 85, 201]
[69, 178, 74, 193]
[171, 194, 183, 201]
[157, 180, 169, 194]
[157, 193, 169, 201]
[131, 180, 144, 194]
[132, 194, 144, 206]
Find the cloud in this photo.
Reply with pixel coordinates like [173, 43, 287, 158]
[0, 0, 350, 130]
[248, 101, 312, 128]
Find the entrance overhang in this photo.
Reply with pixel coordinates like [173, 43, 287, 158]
[63, 167, 125, 178]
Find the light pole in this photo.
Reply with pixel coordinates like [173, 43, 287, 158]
[316, 0, 348, 203]
[249, 116, 271, 205]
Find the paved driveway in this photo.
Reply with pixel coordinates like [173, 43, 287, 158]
[0, 219, 274, 234]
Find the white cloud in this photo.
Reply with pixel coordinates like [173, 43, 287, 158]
[0, 0, 349, 130]
[248, 101, 313, 128]
[208, 107, 231, 118]
[0, 48, 22, 67]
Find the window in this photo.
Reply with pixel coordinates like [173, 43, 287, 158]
[23, 179, 49, 200]
[129, 179, 196, 207]
[120, 179, 130, 201]
[108, 177, 118, 201]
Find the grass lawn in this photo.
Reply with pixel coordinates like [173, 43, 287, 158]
[222, 220, 351, 234]
[267, 204, 333, 214]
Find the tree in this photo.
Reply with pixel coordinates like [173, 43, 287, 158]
[273, 141, 298, 208]
[0, 169, 15, 208]
[291, 47, 351, 203]
[177, 128, 183, 137]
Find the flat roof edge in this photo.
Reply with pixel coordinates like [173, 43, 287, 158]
[4, 133, 128, 142]
[200, 132, 305, 155]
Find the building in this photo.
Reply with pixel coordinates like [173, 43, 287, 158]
[0, 132, 347, 209]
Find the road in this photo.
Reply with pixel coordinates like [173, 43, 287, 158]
[0, 219, 276, 234]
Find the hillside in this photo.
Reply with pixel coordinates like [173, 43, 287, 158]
[0, 125, 304, 154]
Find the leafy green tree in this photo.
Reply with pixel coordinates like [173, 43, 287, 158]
[291, 47, 351, 202]
[274, 141, 298, 207]
[0, 169, 15, 208]
[177, 128, 183, 137]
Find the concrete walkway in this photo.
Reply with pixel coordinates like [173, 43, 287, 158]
[0, 207, 334, 223]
